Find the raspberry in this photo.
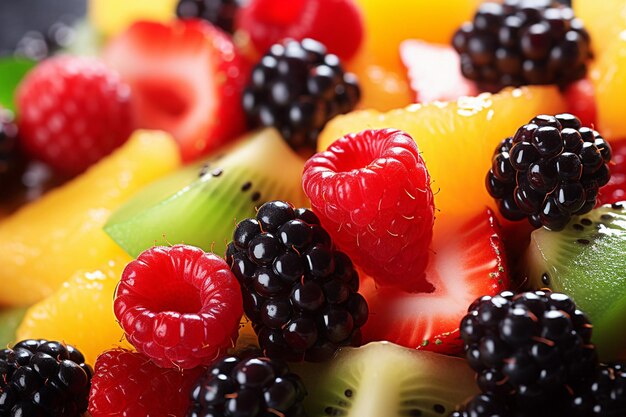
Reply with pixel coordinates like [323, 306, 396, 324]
[242, 38, 360, 153]
[176, 0, 241, 33]
[88, 349, 204, 417]
[0, 108, 25, 198]
[302, 128, 435, 292]
[486, 113, 611, 231]
[597, 139, 626, 205]
[113, 244, 243, 369]
[187, 354, 307, 417]
[226, 201, 368, 362]
[0, 339, 92, 417]
[16, 55, 134, 175]
[452, 0, 592, 92]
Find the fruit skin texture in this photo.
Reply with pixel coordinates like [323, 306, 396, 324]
[0, 130, 181, 306]
[17, 256, 134, 366]
[17, 55, 134, 175]
[88, 0, 177, 39]
[303, 128, 434, 292]
[104, 19, 249, 162]
[359, 209, 509, 353]
[114, 244, 243, 369]
[235, 0, 364, 62]
[88, 349, 204, 417]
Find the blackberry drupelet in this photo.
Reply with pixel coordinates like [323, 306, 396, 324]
[187, 354, 307, 417]
[486, 113, 611, 231]
[452, 0, 592, 92]
[226, 200, 368, 362]
[460, 290, 597, 409]
[0, 109, 25, 198]
[242, 38, 360, 153]
[176, 0, 240, 33]
[568, 363, 626, 417]
[0, 339, 92, 416]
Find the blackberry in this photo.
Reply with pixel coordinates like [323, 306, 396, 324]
[176, 0, 241, 33]
[226, 200, 368, 362]
[568, 363, 626, 417]
[242, 38, 360, 154]
[452, 0, 592, 91]
[460, 290, 597, 408]
[0, 339, 92, 416]
[0, 109, 25, 199]
[486, 113, 611, 231]
[187, 354, 307, 417]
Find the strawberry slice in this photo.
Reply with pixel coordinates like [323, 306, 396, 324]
[360, 209, 510, 354]
[399, 40, 478, 104]
[598, 138, 626, 205]
[104, 20, 249, 162]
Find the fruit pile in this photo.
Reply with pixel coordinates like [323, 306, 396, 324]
[0, 0, 626, 416]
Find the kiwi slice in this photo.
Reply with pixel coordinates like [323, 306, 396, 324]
[291, 342, 477, 417]
[0, 307, 27, 347]
[525, 202, 626, 360]
[104, 128, 308, 257]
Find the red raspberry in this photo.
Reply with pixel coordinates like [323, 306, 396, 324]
[235, 0, 364, 61]
[114, 245, 243, 369]
[16, 55, 134, 175]
[302, 128, 435, 293]
[88, 349, 204, 417]
[598, 139, 626, 205]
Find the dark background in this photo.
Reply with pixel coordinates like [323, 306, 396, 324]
[0, 0, 86, 53]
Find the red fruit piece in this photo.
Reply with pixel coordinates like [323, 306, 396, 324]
[88, 349, 204, 417]
[598, 139, 626, 205]
[360, 209, 510, 353]
[114, 244, 243, 369]
[16, 55, 134, 175]
[399, 40, 478, 104]
[235, 0, 364, 62]
[104, 20, 248, 162]
[563, 78, 597, 129]
[302, 128, 435, 292]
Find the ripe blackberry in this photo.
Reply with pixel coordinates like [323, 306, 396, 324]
[460, 290, 597, 408]
[226, 200, 368, 362]
[242, 38, 360, 153]
[0, 109, 25, 199]
[187, 354, 307, 417]
[452, 0, 592, 91]
[176, 0, 240, 33]
[486, 113, 611, 231]
[568, 363, 626, 417]
[0, 339, 92, 416]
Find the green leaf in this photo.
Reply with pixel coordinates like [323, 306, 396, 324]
[0, 57, 36, 113]
[0, 307, 27, 347]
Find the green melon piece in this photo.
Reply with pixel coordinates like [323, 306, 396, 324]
[292, 342, 478, 417]
[525, 202, 626, 360]
[104, 128, 308, 257]
[0, 307, 27, 347]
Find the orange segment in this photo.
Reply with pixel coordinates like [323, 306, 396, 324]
[319, 87, 567, 223]
[573, 0, 626, 57]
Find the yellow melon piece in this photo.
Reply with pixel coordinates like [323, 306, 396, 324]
[318, 87, 567, 224]
[17, 257, 134, 365]
[0, 130, 181, 306]
[89, 0, 177, 39]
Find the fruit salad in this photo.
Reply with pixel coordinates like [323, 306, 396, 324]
[1, 0, 626, 416]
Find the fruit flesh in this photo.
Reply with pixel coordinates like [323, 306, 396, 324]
[88, 0, 177, 38]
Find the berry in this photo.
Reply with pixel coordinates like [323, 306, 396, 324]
[597, 139, 626, 205]
[226, 201, 368, 362]
[452, 0, 592, 91]
[113, 244, 243, 369]
[234, 0, 364, 61]
[16, 56, 134, 175]
[176, 0, 241, 33]
[0, 339, 92, 417]
[104, 19, 248, 162]
[568, 363, 626, 417]
[187, 354, 307, 417]
[242, 38, 360, 153]
[486, 113, 611, 231]
[88, 349, 204, 417]
[0, 108, 25, 198]
[302, 128, 435, 292]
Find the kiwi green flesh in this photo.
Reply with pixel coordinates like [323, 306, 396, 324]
[525, 202, 626, 360]
[291, 342, 478, 417]
[104, 128, 308, 258]
[0, 307, 27, 347]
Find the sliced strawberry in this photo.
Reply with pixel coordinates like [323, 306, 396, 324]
[399, 40, 478, 104]
[598, 138, 626, 205]
[360, 209, 510, 354]
[104, 20, 249, 162]
[563, 78, 597, 129]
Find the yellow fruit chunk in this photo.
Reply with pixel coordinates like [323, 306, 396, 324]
[319, 87, 567, 223]
[574, 0, 626, 57]
[89, 0, 177, 39]
[0, 130, 181, 306]
[17, 257, 133, 365]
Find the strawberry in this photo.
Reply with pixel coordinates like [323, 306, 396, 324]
[359, 209, 510, 354]
[104, 19, 249, 162]
[399, 40, 478, 104]
[598, 138, 626, 205]
[563, 78, 597, 130]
